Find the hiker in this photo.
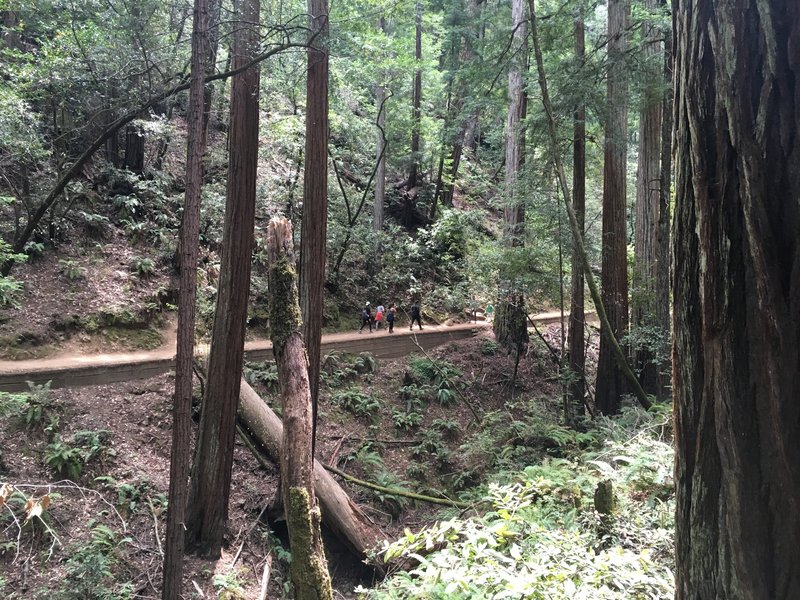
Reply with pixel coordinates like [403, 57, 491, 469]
[386, 303, 396, 333]
[485, 303, 494, 322]
[359, 302, 373, 333]
[409, 300, 422, 331]
[375, 303, 385, 330]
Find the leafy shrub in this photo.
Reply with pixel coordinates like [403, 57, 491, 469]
[408, 356, 462, 388]
[45, 430, 113, 480]
[391, 409, 422, 431]
[431, 417, 460, 440]
[480, 338, 499, 355]
[78, 211, 110, 238]
[58, 259, 87, 280]
[244, 361, 280, 389]
[331, 388, 382, 420]
[24, 241, 45, 259]
[358, 422, 676, 600]
[49, 522, 134, 600]
[0, 276, 23, 307]
[129, 256, 155, 278]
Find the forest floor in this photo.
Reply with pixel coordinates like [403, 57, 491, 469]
[0, 321, 583, 599]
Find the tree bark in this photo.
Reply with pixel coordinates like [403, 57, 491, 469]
[124, 123, 145, 173]
[237, 379, 386, 560]
[268, 218, 333, 600]
[655, 5, 672, 401]
[373, 17, 386, 232]
[185, 0, 260, 559]
[161, 0, 209, 596]
[494, 0, 529, 359]
[300, 0, 330, 428]
[503, 0, 527, 246]
[632, 0, 663, 397]
[595, 0, 630, 415]
[568, 8, 586, 421]
[528, 0, 651, 413]
[407, 1, 422, 197]
[673, 1, 800, 597]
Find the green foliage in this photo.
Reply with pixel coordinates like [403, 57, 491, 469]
[78, 211, 111, 239]
[50, 522, 134, 600]
[244, 361, 280, 389]
[19, 380, 56, 431]
[0, 238, 27, 307]
[359, 414, 675, 600]
[45, 430, 113, 480]
[58, 259, 87, 281]
[408, 356, 462, 388]
[430, 417, 460, 440]
[213, 571, 247, 599]
[95, 476, 166, 516]
[0, 276, 23, 308]
[322, 351, 378, 388]
[331, 388, 382, 420]
[391, 408, 422, 431]
[129, 256, 155, 278]
[480, 338, 499, 356]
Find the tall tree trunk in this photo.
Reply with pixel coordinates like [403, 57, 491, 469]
[673, 1, 800, 597]
[655, 5, 672, 401]
[268, 218, 333, 600]
[405, 0, 422, 227]
[632, 0, 663, 397]
[185, 0, 260, 559]
[529, 0, 651, 413]
[124, 123, 145, 173]
[202, 0, 222, 133]
[299, 0, 329, 441]
[161, 0, 209, 596]
[494, 0, 529, 359]
[595, 0, 630, 415]
[373, 17, 386, 232]
[567, 8, 586, 421]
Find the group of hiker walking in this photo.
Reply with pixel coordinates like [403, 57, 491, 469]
[359, 300, 422, 334]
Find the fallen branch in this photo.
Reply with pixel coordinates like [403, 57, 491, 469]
[321, 462, 470, 509]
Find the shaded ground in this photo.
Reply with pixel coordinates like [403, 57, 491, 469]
[0, 325, 584, 598]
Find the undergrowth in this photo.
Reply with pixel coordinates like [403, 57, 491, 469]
[359, 404, 675, 599]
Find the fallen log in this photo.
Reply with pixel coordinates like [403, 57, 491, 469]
[237, 378, 387, 563]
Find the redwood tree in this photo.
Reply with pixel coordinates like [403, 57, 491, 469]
[673, 0, 800, 596]
[299, 0, 329, 429]
[567, 6, 586, 421]
[632, 0, 664, 397]
[185, 0, 260, 558]
[161, 0, 208, 595]
[595, 0, 629, 415]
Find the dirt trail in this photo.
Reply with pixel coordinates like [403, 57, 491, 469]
[0, 311, 574, 391]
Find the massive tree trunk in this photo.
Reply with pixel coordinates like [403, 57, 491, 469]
[494, 0, 529, 360]
[161, 0, 209, 596]
[655, 4, 672, 401]
[185, 0, 260, 559]
[299, 0, 329, 438]
[407, 0, 422, 198]
[237, 380, 385, 559]
[567, 8, 586, 421]
[632, 0, 663, 397]
[268, 218, 333, 600]
[373, 17, 386, 232]
[673, 1, 800, 597]
[124, 123, 145, 173]
[595, 0, 630, 415]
